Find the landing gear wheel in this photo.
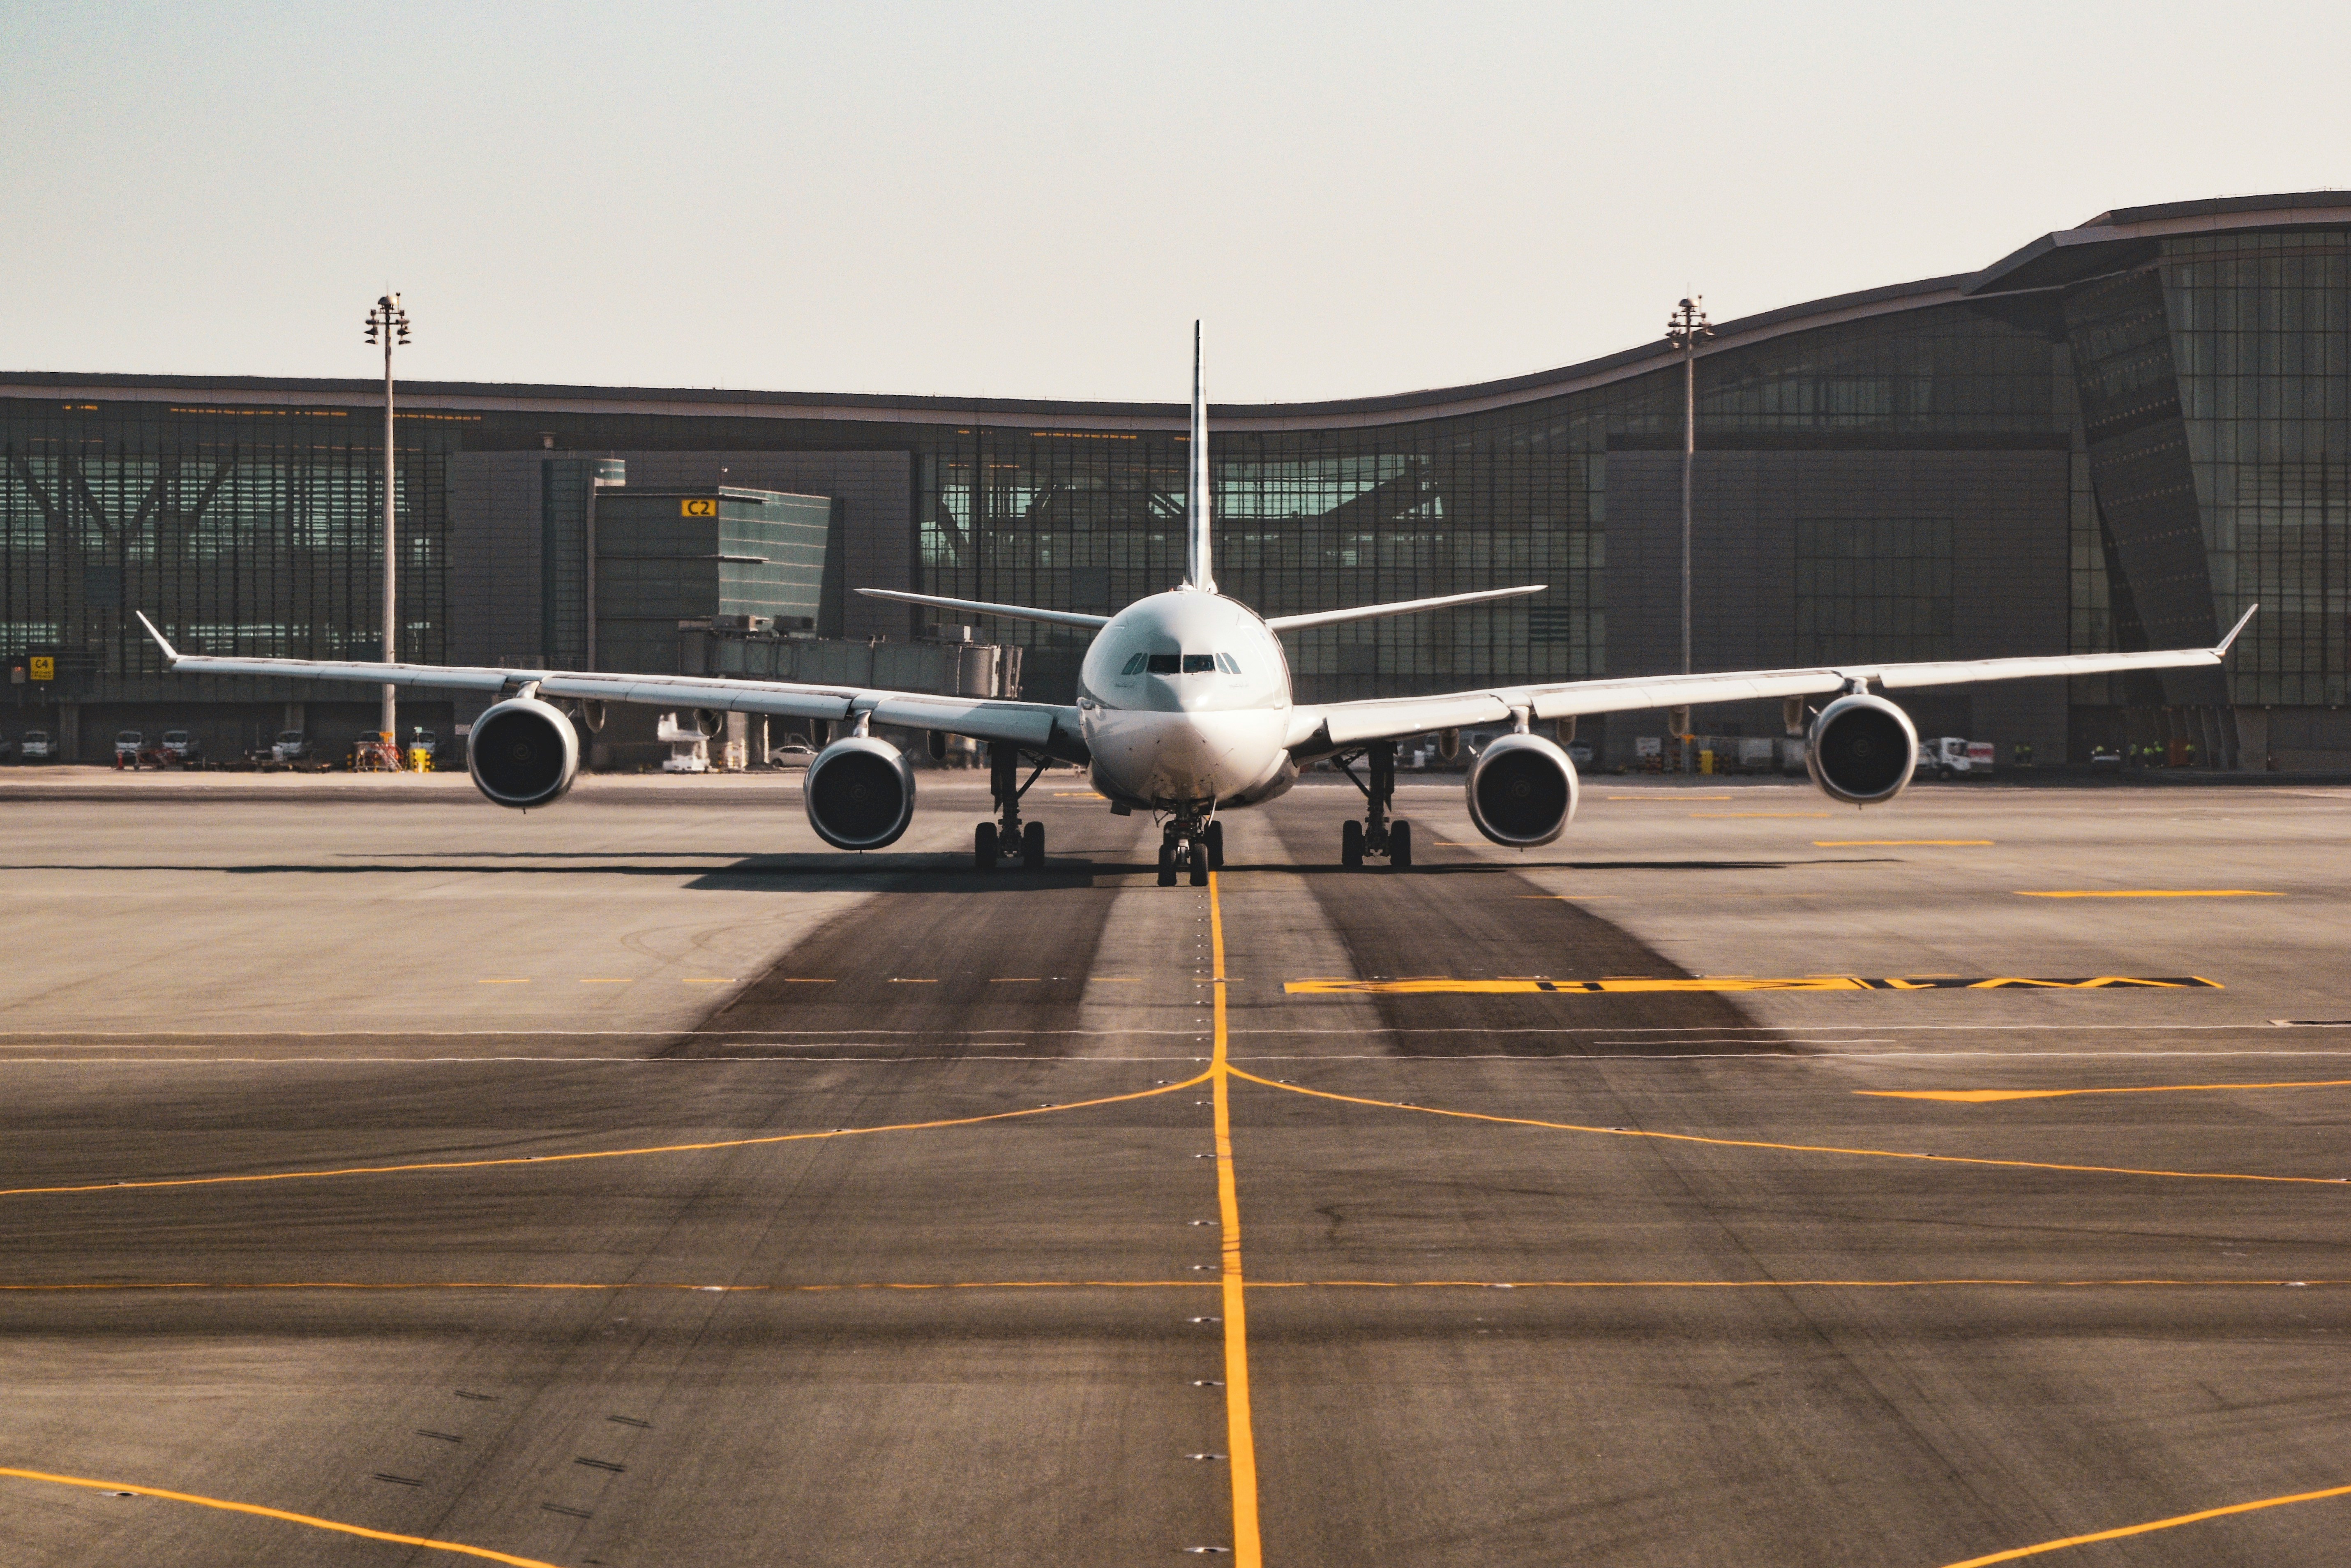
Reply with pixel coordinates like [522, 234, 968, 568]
[974, 822, 997, 871]
[1341, 818, 1364, 869]
[1189, 837, 1210, 886]
[1022, 820, 1045, 870]
[1158, 840, 1177, 887]
[1204, 821, 1224, 869]
[1390, 819, 1412, 869]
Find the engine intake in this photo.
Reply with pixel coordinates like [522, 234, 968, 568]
[467, 696, 581, 809]
[1807, 692, 1917, 806]
[804, 736, 917, 849]
[1465, 731, 1578, 847]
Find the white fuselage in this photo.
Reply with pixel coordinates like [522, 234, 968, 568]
[1075, 590, 1297, 813]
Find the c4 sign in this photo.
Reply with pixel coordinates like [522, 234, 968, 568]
[29, 656, 54, 681]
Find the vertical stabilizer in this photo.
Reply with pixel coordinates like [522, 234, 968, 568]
[1185, 321, 1216, 593]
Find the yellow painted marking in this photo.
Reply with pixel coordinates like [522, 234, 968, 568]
[0, 1076, 1210, 1199]
[1933, 1480, 2351, 1567]
[1863, 1078, 2351, 1104]
[782, 977, 834, 983]
[2017, 890, 2283, 898]
[1207, 870, 1262, 1568]
[1607, 794, 1732, 801]
[1225, 1070, 2346, 1186]
[1816, 839, 1993, 847]
[1693, 811, 1830, 818]
[1051, 791, 1106, 798]
[1285, 975, 2221, 995]
[0, 1464, 558, 1567]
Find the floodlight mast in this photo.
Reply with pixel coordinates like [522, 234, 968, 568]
[364, 293, 412, 742]
[1665, 296, 1713, 680]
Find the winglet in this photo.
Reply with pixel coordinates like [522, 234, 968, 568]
[133, 611, 180, 667]
[2216, 602, 2258, 655]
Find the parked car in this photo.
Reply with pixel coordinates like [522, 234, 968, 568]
[114, 729, 144, 758]
[160, 729, 200, 761]
[18, 729, 51, 762]
[270, 730, 310, 763]
[768, 742, 817, 768]
[2089, 746, 2123, 773]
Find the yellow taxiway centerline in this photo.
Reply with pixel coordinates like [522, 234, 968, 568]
[0, 1464, 559, 1567]
[2016, 890, 2283, 898]
[0, 1074, 1212, 1199]
[1862, 1078, 2351, 1103]
[1933, 1479, 2351, 1566]
[1223, 1069, 2348, 1186]
[1283, 975, 2220, 995]
[1207, 869, 1263, 1568]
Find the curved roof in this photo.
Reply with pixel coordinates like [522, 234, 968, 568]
[5, 191, 2346, 436]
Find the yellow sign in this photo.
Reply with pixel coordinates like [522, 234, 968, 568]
[28, 657, 53, 681]
[681, 498, 718, 517]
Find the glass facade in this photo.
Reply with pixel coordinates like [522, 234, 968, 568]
[5, 199, 2347, 764]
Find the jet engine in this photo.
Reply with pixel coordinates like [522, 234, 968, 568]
[1465, 731, 1579, 847]
[1806, 692, 1917, 806]
[467, 696, 581, 809]
[804, 736, 917, 849]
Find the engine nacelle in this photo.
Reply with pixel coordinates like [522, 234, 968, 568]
[467, 696, 581, 809]
[1465, 731, 1579, 847]
[1806, 692, 1917, 806]
[804, 736, 917, 849]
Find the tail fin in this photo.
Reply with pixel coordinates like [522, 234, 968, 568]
[1185, 321, 1215, 593]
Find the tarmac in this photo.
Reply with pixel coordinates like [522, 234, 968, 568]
[1, 765, 2347, 1567]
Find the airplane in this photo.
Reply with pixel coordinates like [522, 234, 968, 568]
[137, 326, 2257, 889]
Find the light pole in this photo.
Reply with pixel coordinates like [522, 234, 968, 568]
[1665, 296, 1713, 678]
[364, 293, 411, 745]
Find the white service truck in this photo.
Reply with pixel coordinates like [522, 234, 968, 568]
[1916, 737, 1995, 780]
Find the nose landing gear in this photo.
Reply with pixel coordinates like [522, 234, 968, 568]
[1334, 739, 1413, 870]
[1157, 810, 1220, 887]
[974, 742, 1049, 872]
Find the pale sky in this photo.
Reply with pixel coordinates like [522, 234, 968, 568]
[3, 0, 2346, 404]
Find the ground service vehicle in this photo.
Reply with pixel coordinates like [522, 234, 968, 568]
[18, 730, 51, 762]
[140, 329, 2257, 887]
[1917, 737, 1995, 780]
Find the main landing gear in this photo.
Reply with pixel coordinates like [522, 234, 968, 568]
[1156, 812, 1223, 888]
[1334, 739, 1412, 871]
[974, 742, 1048, 872]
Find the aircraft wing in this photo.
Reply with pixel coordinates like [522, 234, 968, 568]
[1287, 606, 2257, 753]
[133, 614, 1086, 759]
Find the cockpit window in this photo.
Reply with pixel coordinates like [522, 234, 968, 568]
[1146, 653, 1181, 674]
[1181, 654, 1215, 673]
[1121, 652, 1148, 675]
[1215, 652, 1242, 674]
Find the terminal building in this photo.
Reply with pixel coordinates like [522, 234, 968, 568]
[3, 191, 2346, 768]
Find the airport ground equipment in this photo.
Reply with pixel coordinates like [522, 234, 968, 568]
[136, 329, 2260, 879]
[1915, 735, 1995, 781]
